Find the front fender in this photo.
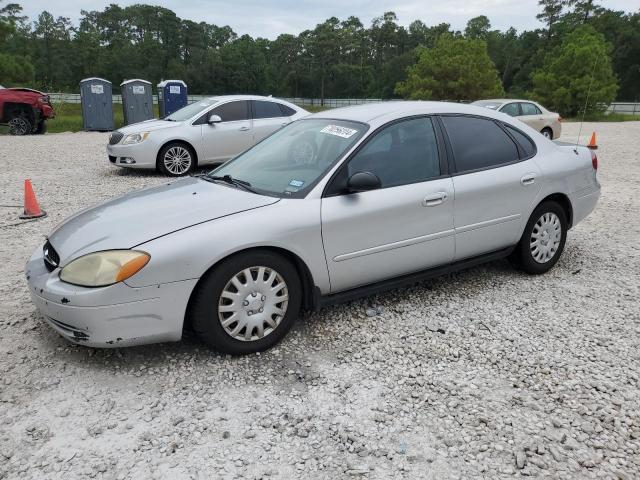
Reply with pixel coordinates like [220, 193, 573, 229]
[125, 199, 330, 294]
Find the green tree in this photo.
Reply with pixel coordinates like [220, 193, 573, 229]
[530, 25, 617, 116]
[465, 15, 491, 40]
[0, 1, 33, 84]
[395, 34, 504, 101]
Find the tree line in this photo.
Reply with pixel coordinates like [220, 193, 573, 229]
[0, 1, 638, 116]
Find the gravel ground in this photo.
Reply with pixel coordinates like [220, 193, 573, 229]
[0, 122, 639, 480]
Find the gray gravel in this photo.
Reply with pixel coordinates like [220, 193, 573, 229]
[1, 123, 639, 479]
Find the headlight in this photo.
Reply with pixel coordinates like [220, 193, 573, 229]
[59, 250, 150, 287]
[122, 132, 150, 145]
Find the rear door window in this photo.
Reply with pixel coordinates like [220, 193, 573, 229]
[505, 125, 536, 158]
[520, 103, 542, 115]
[253, 100, 285, 119]
[500, 103, 520, 117]
[212, 101, 250, 122]
[441, 115, 520, 173]
[279, 104, 297, 116]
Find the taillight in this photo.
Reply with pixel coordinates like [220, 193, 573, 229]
[558, 116, 562, 122]
[590, 150, 598, 170]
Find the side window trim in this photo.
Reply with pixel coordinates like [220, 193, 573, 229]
[323, 114, 450, 197]
[437, 113, 526, 176]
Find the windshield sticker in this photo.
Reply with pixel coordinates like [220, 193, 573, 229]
[289, 179, 305, 188]
[320, 125, 358, 138]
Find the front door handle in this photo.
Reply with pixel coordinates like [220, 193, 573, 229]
[520, 174, 536, 186]
[239, 126, 250, 131]
[422, 192, 447, 207]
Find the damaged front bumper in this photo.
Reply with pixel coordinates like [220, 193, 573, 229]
[25, 246, 197, 348]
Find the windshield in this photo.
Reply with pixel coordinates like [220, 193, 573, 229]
[165, 98, 218, 121]
[471, 100, 503, 110]
[208, 119, 368, 198]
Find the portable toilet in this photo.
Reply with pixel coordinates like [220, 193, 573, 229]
[80, 78, 114, 131]
[120, 79, 153, 125]
[157, 80, 187, 117]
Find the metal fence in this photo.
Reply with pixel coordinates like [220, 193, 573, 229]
[46, 92, 385, 107]
[45, 92, 640, 114]
[607, 102, 640, 115]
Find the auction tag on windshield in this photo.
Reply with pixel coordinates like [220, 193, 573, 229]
[90, 84, 104, 94]
[289, 179, 305, 188]
[132, 85, 146, 94]
[320, 125, 358, 138]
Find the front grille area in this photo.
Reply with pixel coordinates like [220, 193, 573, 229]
[43, 240, 60, 272]
[109, 131, 124, 145]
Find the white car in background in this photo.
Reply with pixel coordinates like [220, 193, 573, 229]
[107, 95, 308, 176]
[472, 99, 562, 139]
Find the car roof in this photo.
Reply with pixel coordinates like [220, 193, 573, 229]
[477, 99, 538, 104]
[204, 94, 302, 109]
[307, 101, 514, 127]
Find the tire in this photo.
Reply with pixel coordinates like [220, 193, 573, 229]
[189, 251, 302, 354]
[35, 120, 47, 134]
[541, 127, 553, 140]
[8, 116, 32, 136]
[157, 142, 196, 176]
[512, 201, 567, 274]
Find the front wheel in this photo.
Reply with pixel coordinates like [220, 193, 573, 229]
[541, 127, 553, 139]
[512, 201, 567, 274]
[188, 251, 302, 354]
[157, 142, 196, 176]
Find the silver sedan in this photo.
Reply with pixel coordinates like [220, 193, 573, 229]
[27, 101, 600, 354]
[107, 95, 308, 176]
[472, 99, 562, 139]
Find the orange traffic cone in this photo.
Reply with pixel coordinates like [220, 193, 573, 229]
[587, 132, 598, 150]
[19, 179, 47, 219]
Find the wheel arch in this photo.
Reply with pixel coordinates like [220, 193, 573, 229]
[156, 139, 199, 170]
[536, 193, 573, 228]
[183, 246, 317, 332]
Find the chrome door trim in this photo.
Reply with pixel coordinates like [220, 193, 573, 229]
[455, 213, 521, 234]
[333, 229, 454, 262]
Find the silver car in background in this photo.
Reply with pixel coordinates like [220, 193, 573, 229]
[27, 101, 600, 354]
[107, 95, 308, 176]
[472, 99, 562, 139]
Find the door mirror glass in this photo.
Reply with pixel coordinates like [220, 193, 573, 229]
[347, 171, 381, 193]
[208, 114, 222, 124]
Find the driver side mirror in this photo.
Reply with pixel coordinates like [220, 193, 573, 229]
[346, 171, 381, 193]
[208, 114, 222, 124]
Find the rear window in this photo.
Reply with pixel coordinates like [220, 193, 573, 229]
[442, 115, 520, 173]
[253, 100, 285, 119]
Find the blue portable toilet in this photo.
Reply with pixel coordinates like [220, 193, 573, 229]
[157, 80, 188, 117]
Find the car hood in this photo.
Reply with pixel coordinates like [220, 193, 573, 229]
[48, 177, 279, 265]
[117, 119, 183, 134]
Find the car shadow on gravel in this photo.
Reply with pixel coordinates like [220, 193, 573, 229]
[36, 258, 527, 373]
[107, 166, 214, 180]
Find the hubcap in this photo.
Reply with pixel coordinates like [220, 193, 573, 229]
[218, 266, 289, 342]
[163, 146, 192, 175]
[9, 118, 29, 135]
[530, 212, 562, 263]
[542, 130, 551, 139]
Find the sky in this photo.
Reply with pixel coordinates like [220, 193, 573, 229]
[19, 0, 640, 39]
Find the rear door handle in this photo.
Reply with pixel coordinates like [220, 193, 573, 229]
[422, 192, 447, 207]
[521, 174, 536, 186]
[239, 126, 250, 131]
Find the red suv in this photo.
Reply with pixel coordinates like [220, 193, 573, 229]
[0, 87, 55, 135]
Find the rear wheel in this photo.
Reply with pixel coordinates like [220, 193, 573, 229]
[541, 127, 553, 139]
[157, 142, 196, 176]
[8, 116, 31, 136]
[512, 201, 567, 274]
[189, 251, 302, 354]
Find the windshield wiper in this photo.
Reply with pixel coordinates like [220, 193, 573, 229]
[206, 174, 258, 194]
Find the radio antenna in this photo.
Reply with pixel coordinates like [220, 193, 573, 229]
[576, 55, 599, 150]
